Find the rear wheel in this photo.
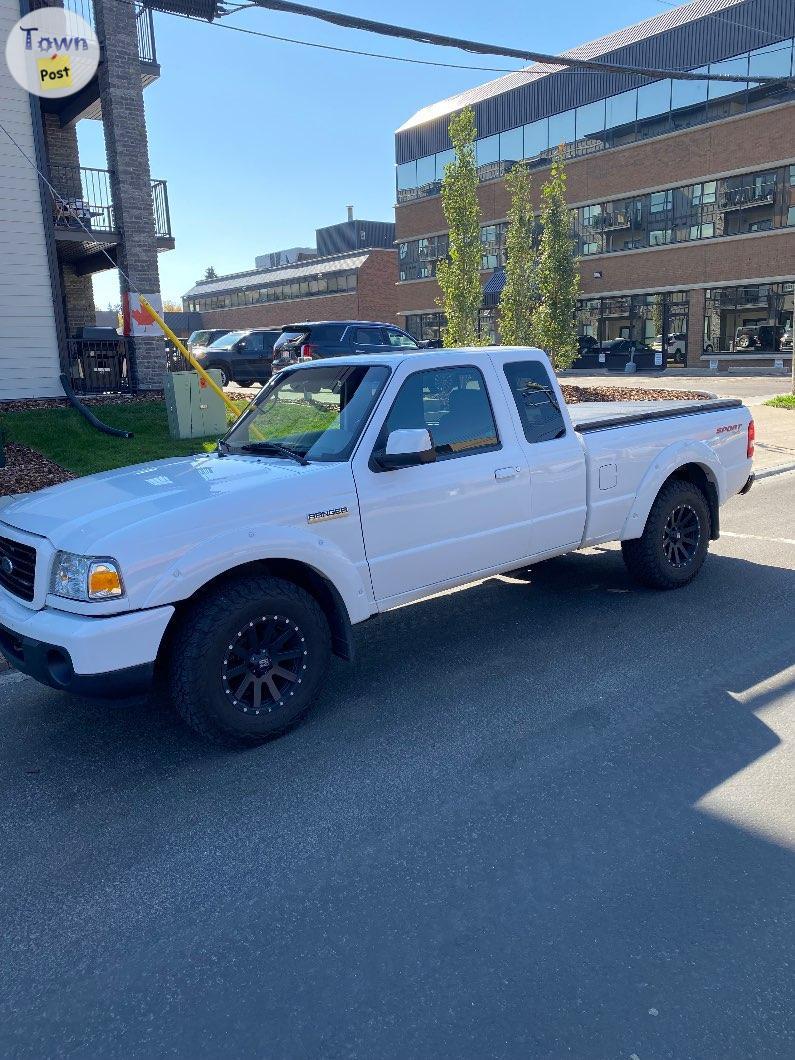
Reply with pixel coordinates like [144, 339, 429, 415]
[621, 479, 711, 590]
[167, 574, 331, 745]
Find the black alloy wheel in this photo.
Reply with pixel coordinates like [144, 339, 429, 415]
[222, 614, 307, 716]
[661, 503, 701, 568]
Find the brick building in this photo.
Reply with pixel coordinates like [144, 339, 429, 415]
[182, 215, 399, 330]
[394, 0, 795, 367]
[0, 0, 174, 399]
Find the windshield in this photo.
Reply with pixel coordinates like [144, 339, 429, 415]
[209, 330, 247, 349]
[222, 364, 390, 463]
[188, 330, 219, 347]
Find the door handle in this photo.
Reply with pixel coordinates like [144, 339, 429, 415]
[494, 466, 520, 480]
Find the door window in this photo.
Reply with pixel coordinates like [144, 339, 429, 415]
[378, 366, 500, 460]
[244, 332, 265, 352]
[503, 361, 567, 443]
[386, 329, 419, 348]
[355, 327, 386, 345]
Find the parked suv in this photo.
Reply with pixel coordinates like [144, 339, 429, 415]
[186, 329, 230, 353]
[272, 321, 420, 368]
[600, 338, 667, 372]
[734, 324, 787, 351]
[194, 329, 282, 386]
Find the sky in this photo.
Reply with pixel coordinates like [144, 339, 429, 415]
[79, 0, 667, 308]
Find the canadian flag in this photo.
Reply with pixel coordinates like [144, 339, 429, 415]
[122, 292, 163, 336]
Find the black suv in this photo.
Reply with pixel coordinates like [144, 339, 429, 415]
[194, 328, 282, 386]
[272, 321, 420, 367]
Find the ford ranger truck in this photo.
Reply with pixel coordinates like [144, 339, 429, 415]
[0, 348, 754, 745]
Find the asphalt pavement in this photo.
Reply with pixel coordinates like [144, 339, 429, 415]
[1, 473, 793, 1059]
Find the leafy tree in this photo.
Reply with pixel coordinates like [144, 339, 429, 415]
[498, 161, 538, 346]
[436, 107, 486, 347]
[203, 266, 218, 280]
[530, 150, 580, 369]
[162, 300, 182, 312]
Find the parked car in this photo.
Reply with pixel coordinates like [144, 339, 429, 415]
[193, 329, 282, 386]
[0, 346, 754, 746]
[186, 329, 230, 353]
[600, 338, 667, 372]
[570, 335, 601, 370]
[734, 324, 787, 351]
[272, 321, 421, 368]
[652, 333, 687, 365]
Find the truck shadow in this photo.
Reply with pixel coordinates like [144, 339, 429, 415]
[1, 547, 794, 1054]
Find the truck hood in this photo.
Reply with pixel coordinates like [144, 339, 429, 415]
[0, 453, 312, 548]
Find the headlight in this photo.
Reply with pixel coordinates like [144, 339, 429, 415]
[50, 552, 124, 601]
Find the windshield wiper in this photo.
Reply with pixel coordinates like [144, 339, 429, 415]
[521, 381, 561, 412]
[240, 441, 309, 466]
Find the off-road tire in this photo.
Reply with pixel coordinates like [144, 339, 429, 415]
[204, 362, 230, 387]
[167, 574, 331, 746]
[621, 479, 711, 590]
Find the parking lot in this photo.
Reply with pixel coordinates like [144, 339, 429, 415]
[0, 471, 793, 1058]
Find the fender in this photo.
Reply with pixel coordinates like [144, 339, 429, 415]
[620, 440, 725, 542]
[140, 521, 376, 624]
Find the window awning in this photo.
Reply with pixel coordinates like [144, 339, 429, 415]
[483, 267, 506, 307]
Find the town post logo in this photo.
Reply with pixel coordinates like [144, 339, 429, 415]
[6, 9, 99, 99]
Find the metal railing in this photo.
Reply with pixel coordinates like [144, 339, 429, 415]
[720, 182, 776, 210]
[66, 337, 135, 394]
[33, 0, 156, 65]
[49, 164, 173, 239]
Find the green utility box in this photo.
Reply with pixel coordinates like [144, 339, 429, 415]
[164, 370, 228, 440]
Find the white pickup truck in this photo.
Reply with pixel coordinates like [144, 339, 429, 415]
[0, 348, 754, 744]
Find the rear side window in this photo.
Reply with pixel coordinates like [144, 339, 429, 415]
[379, 366, 500, 459]
[503, 361, 566, 443]
[307, 324, 346, 343]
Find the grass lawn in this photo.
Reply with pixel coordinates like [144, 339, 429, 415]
[1, 401, 227, 477]
[764, 394, 795, 410]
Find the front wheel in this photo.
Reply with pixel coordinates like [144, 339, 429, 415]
[204, 362, 230, 387]
[167, 574, 331, 745]
[621, 479, 711, 590]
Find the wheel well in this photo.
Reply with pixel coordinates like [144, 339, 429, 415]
[667, 463, 720, 539]
[163, 559, 356, 664]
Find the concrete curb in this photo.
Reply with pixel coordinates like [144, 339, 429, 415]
[755, 461, 795, 481]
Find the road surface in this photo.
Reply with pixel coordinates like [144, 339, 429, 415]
[1, 473, 793, 1058]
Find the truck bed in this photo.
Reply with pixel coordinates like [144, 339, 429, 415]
[569, 397, 742, 433]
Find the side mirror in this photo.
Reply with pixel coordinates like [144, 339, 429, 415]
[375, 428, 435, 470]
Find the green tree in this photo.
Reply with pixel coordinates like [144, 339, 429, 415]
[203, 266, 218, 280]
[497, 161, 538, 346]
[530, 150, 580, 369]
[436, 107, 485, 347]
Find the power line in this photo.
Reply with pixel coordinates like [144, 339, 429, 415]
[222, 0, 787, 82]
[170, 10, 529, 72]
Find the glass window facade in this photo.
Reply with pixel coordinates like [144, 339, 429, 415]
[396, 38, 795, 203]
[573, 163, 793, 256]
[185, 270, 357, 313]
[703, 282, 794, 352]
[399, 222, 513, 280]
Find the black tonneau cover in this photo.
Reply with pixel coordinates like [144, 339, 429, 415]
[573, 398, 743, 434]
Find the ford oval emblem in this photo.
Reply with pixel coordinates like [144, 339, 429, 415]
[0, 556, 13, 576]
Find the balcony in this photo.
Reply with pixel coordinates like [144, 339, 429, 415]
[36, 0, 159, 124]
[51, 164, 174, 274]
[590, 211, 633, 232]
[720, 183, 777, 211]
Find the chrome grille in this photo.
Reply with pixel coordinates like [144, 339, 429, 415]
[0, 536, 36, 602]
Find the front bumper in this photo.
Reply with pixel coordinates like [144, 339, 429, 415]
[0, 592, 173, 699]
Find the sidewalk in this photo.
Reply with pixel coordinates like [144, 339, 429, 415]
[752, 404, 795, 476]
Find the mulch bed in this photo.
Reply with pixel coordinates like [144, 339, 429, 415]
[0, 384, 711, 497]
[0, 444, 75, 496]
[561, 384, 711, 403]
[0, 391, 164, 415]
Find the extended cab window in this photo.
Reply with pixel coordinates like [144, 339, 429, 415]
[503, 361, 566, 443]
[379, 366, 500, 459]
